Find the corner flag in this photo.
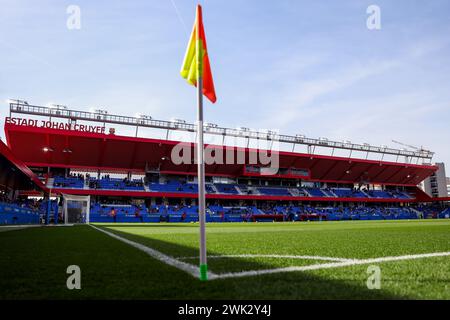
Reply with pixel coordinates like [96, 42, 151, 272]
[180, 4, 216, 281]
[180, 5, 217, 104]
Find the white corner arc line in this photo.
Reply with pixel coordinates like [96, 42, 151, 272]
[178, 254, 355, 262]
[89, 225, 219, 280]
[214, 251, 450, 280]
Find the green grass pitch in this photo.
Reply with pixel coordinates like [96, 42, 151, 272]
[0, 220, 449, 299]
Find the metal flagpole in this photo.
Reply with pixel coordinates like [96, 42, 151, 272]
[197, 76, 208, 281]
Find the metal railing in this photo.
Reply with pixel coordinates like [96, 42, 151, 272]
[8, 101, 434, 162]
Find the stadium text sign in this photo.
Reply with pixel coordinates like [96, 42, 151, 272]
[5, 117, 106, 134]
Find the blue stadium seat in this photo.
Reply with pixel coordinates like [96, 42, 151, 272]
[53, 176, 84, 189]
[214, 183, 238, 194]
[367, 190, 393, 199]
[0, 202, 40, 225]
[305, 188, 327, 197]
[148, 181, 198, 193]
[94, 178, 144, 191]
[257, 187, 291, 196]
[332, 188, 367, 198]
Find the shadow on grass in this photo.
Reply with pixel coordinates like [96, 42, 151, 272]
[98, 224, 409, 299]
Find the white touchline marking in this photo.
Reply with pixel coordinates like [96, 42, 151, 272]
[178, 254, 355, 262]
[89, 225, 220, 280]
[214, 251, 450, 279]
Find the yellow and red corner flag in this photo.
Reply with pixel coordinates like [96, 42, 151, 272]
[180, 5, 217, 103]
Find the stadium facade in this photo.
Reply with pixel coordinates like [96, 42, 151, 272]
[1, 100, 449, 225]
[421, 162, 449, 198]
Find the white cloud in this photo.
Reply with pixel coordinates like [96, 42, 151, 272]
[256, 59, 400, 128]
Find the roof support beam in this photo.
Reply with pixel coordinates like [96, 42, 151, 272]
[318, 161, 341, 180]
[355, 163, 375, 184]
[370, 164, 389, 182]
[8, 102, 434, 161]
[336, 161, 357, 181]
[129, 141, 139, 169]
[97, 138, 107, 168]
[384, 166, 407, 184]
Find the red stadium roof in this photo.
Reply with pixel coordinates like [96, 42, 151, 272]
[0, 139, 47, 192]
[5, 123, 437, 186]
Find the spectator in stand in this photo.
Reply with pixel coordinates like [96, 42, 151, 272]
[135, 207, 143, 222]
[110, 207, 117, 223]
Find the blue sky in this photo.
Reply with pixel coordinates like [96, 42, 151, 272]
[0, 0, 449, 169]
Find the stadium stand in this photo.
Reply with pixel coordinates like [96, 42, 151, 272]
[88, 176, 145, 191]
[214, 183, 239, 194]
[49, 176, 418, 201]
[332, 188, 367, 198]
[86, 200, 450, 223]
[0, 201, 40, 225]
[2, 104, 448, 226]
[53, 175, 84, 189]
[304, 187, 328, 197]
[440, 207, 450, 219]
[393, 191, 413, 199]
[257, 187, 291, 196]
[148, 181, 198, 193]
[366, 190, 392, 198]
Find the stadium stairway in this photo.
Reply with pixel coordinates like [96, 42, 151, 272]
[360, 190, 371, 198]
[397, 191, 413, 199]
[440, 208, 450, 218]
[249, 186, 261, 195]
[302, 188, 312, 197]
[321, 189, 337, 197]
[410, 207, 423, 218]
[332, 188, 367, 198]
[232, 185, 242, 194]
[235, 185, 247, 195]
[303, 188, 329, 197]
[209, 184, 219, 193]
[328, 189, 338, 197]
